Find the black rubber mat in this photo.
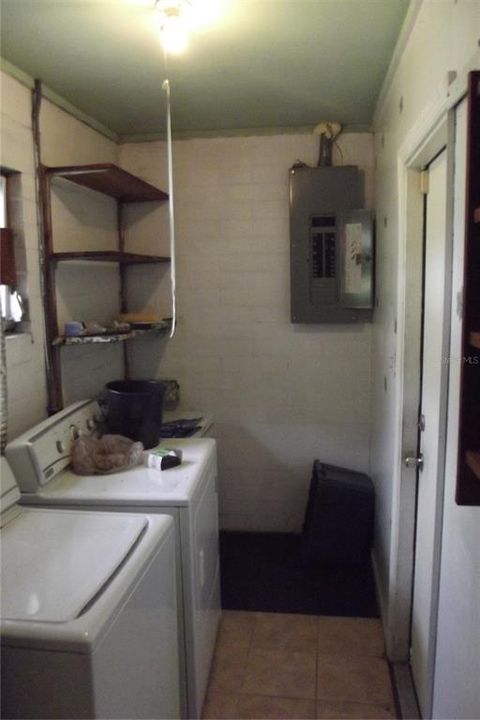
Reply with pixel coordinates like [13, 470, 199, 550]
[220, 531, 379, 618]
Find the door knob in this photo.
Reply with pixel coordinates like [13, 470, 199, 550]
[404, 453, 424, 470]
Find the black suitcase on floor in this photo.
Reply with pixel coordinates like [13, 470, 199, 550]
[301, 461, 374, 565]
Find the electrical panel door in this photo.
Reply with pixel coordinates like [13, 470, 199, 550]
[289, 165, 374, 323]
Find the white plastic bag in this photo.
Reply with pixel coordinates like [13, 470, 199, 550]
[71, 434, 143, 475]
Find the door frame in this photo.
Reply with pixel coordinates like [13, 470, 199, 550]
[409, 146, 451, 718]
[383, 69, 474, 714]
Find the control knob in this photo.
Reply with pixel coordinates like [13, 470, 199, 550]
[70, 424, 80, 440]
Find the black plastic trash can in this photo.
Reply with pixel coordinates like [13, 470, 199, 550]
[101, 380, 166, 449]
[301, 461, 374, 565]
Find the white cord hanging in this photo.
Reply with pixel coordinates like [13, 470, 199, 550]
[162, 78, 177, 338]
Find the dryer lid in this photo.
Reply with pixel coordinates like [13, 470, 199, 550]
[1, 510, 146, 623]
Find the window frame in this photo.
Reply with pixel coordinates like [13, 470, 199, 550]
[0, 169, 27, 333]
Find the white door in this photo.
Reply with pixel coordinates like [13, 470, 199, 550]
[410, 149, 448, 717]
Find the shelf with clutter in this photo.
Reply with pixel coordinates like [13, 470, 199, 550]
[39, 159, 170, 411]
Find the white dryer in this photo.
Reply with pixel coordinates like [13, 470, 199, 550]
[6, 400, 221, 720]
[0, 458, 180, 720]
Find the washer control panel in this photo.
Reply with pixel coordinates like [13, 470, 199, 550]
[5, 400, 100, 492]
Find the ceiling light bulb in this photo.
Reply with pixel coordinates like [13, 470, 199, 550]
[155, 0, 191, 54]
[162, 13, 189, 53]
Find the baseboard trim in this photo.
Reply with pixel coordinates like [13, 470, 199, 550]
[392, 662, 421, 720]
[371, 549, 389, 637]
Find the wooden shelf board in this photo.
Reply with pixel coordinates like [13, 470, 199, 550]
[45, 163, 168, 203]
[466, 451, 480, 480]
[132, 321, 171, 335]
[469, 331, 480, 349]
[53, 321, 171, 346]
[54, 332, 132, 346]
[50, 251, 170, 265]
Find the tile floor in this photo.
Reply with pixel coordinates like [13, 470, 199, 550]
[202, 611, 398, 720]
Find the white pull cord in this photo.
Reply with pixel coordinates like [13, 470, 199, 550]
[162, 78, 176, 338]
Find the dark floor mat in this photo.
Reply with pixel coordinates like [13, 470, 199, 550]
[220, 531, 379, 618]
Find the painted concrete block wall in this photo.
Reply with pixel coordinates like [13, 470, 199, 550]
[371, 0, 480, 715]
[371, 0, 479, 607]
[120, 132, 374, 531]
[1, 71, 48, 439]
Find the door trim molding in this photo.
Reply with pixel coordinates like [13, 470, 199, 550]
[383, 62, 477, 715]
[388, 124, 451, 719]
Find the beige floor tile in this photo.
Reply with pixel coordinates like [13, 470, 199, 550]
[208, 643, 250, 694]
[252, 612, 318, 652]
[242, 647, 317, 699]
[202, 692, 241, 719]
[316, 699, 397, 719]
[317, 617, 385, 657]
[238, 694, 316, 719]
[217, 610, 257, 649]
[317, 655, 394, 705]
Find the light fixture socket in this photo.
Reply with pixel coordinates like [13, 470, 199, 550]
[155, 0, 192, 53]
[155, 0, 191, 27]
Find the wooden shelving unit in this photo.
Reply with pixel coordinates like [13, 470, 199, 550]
[52, 321, 171, 346]
[466, 451, 480, 480]
[49, 251, 171, 265]
[456, 71, 480, 505]
[469, 331, 480, 350]
[38, 159, 170, 413]
[44, 163, 168, 203]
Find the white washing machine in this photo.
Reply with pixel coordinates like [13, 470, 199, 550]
[6, 400, 221, 720]
[0, 458, 179, 720]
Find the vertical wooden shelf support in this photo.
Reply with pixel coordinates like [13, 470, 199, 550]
[33, 80, 64, 416]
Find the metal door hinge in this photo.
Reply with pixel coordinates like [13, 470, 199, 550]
[420, 170, 429, 194]
[456, 291, 463, 319]
[404, 453, 424, 470]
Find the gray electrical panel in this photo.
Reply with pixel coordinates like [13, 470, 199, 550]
[289, 165, 374, 323]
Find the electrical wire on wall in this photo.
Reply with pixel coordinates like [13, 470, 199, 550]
[162, 76, 177, 338]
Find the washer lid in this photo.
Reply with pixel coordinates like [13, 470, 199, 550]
[1, 510, 147, 623]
